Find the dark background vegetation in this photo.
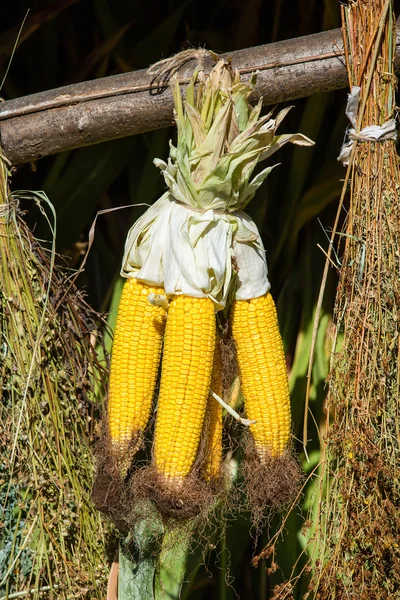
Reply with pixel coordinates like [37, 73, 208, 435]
[0, 0, 373, 597]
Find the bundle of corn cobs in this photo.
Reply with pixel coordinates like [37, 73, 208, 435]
[95, 58, 313, 521]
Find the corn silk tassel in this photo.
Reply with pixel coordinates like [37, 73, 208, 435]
[103, 56, 313, 515]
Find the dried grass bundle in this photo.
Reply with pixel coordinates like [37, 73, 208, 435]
[311, 1, 400, 597]
[0, 152, 109, 599]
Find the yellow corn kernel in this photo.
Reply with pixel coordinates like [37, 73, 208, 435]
[108, 277, 166, 454]
[230, 292, 291, 458]
[203, 335, 223, 482]
[153, 295, 216, 484]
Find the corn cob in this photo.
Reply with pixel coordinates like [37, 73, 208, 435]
[108, 277, 166, 455]
[153, 295, 216, 484]
[202, 334, 223, 482]
[230, 292, 291, 458]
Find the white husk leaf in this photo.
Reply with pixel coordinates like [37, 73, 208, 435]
[121, 193, 270, 310]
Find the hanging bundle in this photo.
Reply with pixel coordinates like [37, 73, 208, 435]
[0, 153, 108, 597]
[96, 58, 313, 521]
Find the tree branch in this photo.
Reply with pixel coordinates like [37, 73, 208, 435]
[1, 26, 399, 165]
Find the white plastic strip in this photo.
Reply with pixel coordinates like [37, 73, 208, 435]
[338, 86, 397, 166]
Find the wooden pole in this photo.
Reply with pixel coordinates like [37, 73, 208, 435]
[1, 25, 400, 165]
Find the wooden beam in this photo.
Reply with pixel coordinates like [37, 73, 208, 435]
[0, 26, 399, 165]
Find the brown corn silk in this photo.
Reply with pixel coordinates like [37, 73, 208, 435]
[312, 1, 400, 597]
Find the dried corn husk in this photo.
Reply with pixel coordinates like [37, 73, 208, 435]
[122, 60, 313, 309]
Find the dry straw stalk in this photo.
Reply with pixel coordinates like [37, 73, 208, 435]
[311, 1, 400, 597]
[0, 153, 109, 598]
